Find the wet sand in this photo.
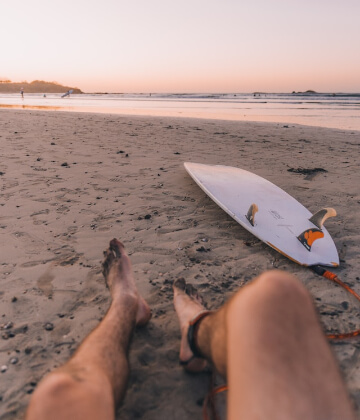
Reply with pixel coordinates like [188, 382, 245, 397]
[0, 109, 359, 418]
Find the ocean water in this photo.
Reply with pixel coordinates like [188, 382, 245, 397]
[0, 92, 359, 131]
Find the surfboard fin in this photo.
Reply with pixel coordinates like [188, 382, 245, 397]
[298, 208, 337, 251]
[297, 228, 324, 251]
[309, 208, 337, 229]
[246, 203, 258, 226]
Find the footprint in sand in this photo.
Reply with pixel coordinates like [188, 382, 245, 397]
[37, 268, 55, 298]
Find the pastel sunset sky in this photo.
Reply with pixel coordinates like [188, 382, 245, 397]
[2, 0, 359, 93]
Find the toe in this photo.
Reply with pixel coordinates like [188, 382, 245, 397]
[109, 238, 126, 257]
[102, 248, 115, 279]
[109, 239, 122, 258]
[185, 283, 195, 296]
[173, 278, 186, 291]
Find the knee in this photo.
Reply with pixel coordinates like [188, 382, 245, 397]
[27, 372, 79, 418]
[228, 270, 313, 321]
[255, 270, 312, 303]
[27, 370, 114, 419]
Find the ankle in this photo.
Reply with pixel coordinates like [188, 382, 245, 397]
[188, 311, 213, 358]
[110, 291, 139, 316]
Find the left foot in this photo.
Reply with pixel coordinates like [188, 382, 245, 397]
[173, 278, 208, 372]
[102, 239, 151, 326]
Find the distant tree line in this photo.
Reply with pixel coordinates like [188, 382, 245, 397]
[0, 80, 83, 93]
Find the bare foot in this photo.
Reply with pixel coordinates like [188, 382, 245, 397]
[102, 239, 151, 326]
[173, 278, 208, 372]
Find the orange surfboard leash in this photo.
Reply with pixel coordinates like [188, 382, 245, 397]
[203, 379, 227, 420]
[310, 265, 360, 339]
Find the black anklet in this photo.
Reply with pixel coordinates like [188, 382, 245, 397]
[187, 311, 213, 358]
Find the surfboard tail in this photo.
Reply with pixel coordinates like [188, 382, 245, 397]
[297, 228, 324, 251]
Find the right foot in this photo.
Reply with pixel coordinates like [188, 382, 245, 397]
[102, 239, 151, 326]
[173, 278, 208, 372]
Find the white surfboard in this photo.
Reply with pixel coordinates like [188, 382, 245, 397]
[184, 162, 339, 267]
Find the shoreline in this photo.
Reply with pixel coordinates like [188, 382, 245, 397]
[1, 105, 359, 135]
[0, 104, 359, 132]
[1, 109, 359, 418]
[1, 93, 359, 132]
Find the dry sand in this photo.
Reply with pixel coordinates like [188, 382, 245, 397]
[0, 109, 359, 419]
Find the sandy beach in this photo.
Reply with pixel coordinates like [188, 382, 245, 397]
[0, 109, 359, 419]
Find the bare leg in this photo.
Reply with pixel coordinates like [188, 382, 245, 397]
[26, 239, 151, 420]
[173, 270, 355, 420]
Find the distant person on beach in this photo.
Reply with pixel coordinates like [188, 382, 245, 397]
[20, 87, 24, 98]
[26, 239, 356, 420]
[61, 89, 73, 98]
